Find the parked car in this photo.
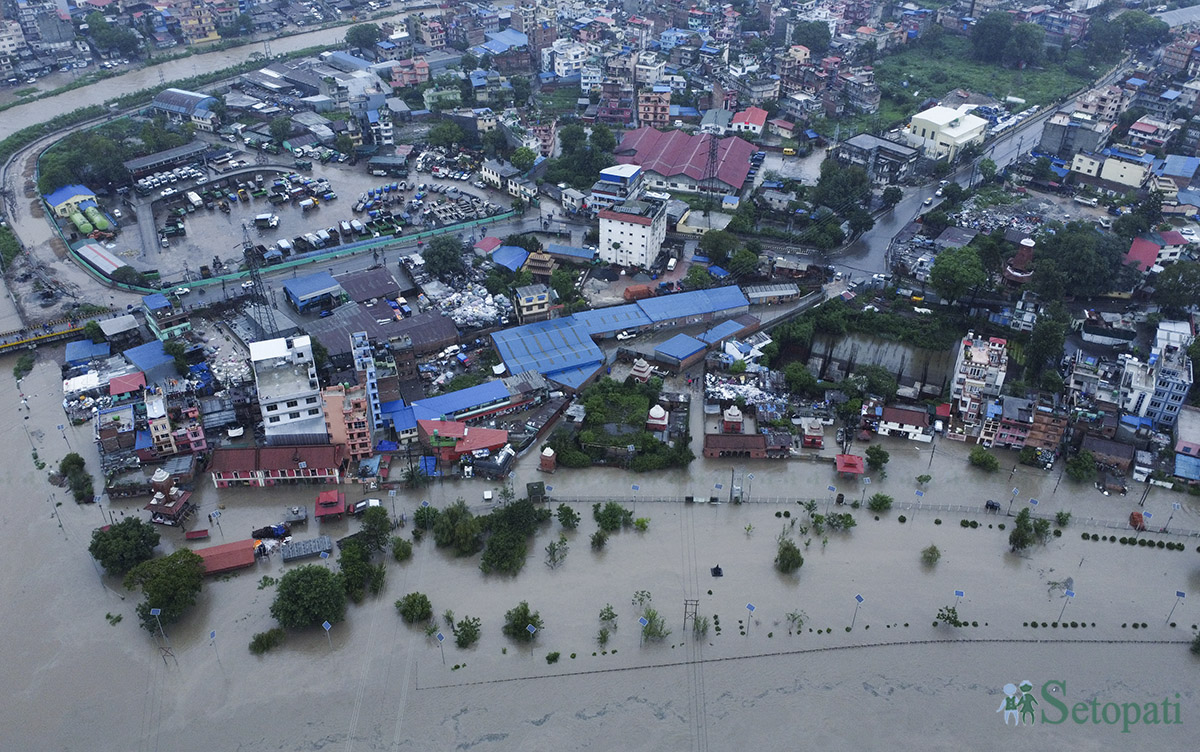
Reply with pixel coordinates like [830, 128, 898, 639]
[352, 498, 382, 515]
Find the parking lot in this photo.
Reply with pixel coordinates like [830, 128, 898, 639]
[113, 140, 516, 286]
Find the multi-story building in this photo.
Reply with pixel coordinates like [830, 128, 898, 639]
[1075, 84, 1130, 123]
[834, 133, 919, 184]
[980, 396, 1034, 449]
[731, 106, 767, 136]
[734, 75, 780, 105]
[171, 0, 220, 45]
[529, 118, 557, 157]
[599, 197, 667, 268]
[838, 67, 880, 114]
[637, 86, 671, 130]
[589, 163, 645, 210]
[145, 388, 208, 458]
[594, 79, 634, 126]
[1119, 353, 1156, 419]
[1038, 110, 1112, 160]
[515, 283, 551, 323]
[545, 38, 586, 77]
[142, 293, 191, 341]
[1025, 399, 1068, 451]
[1147, 321, 1195, 428]
[250, 335, 326, 445]
[634, 51, 665, 85]
[904, 105, 987, 161]
[322, 383, 372, 461]
[950, 332, 1008, 427]
[417, 19, 446, 49]
[481, 157, 522, 190]
[0, 19, 25, 78]
[390, 57, 430, 87]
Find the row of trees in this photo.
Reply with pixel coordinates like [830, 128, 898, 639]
[543, 123, 616, 190]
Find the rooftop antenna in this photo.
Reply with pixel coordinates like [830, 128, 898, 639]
[242, 222, 279, 338]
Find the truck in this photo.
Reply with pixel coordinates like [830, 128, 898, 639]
[254, 213, 279, 228]
[299, 198, 317, 212]
[1074, 196, 1099, 207]
[350, 219, 366, 235]
[276, 238, 293, 255]
[185, 191, 203, 210]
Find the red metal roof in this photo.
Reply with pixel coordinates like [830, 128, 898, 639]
[599, 208, 652, 226]
[210, 445, 345, 474]
[474, 236, 502, 253]
[109, 372, 146, 396]
[1125, 237, 1159, 272]
[418, 419, 508, 453]
[881, 406, 929, 428]
[314, 490, 346, 518]
[835, 454, 864, 474]
[732, 107, 767, 128]
[195, 540, 256, 575]
[615, 128, 755, 190]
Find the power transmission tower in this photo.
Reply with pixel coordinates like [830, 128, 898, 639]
[703, 129, 720, 228]
[683, 598, 699, 632]
[242, 222, 278, 338]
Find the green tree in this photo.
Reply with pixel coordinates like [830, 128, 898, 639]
[510, 146, 536, 171]
[685, 265, 713, 289]
[391, 536, 413, 562]
[589, 123, 616, 153]
[921, 210, 951, 236]
[81, 320, 104, 343]
[359, 506, 391, 554]
[460, 52, 479, 70]
[396, 592, 433, 623]
[856, 364, 899, 401]
[559, 123, 586, 154]
[428, 121, 464, 148]
[881, 186, 903, 207]
[1066, 450, 1096, 482]
[1023, 309, 1068, 379]
[727, 248, 760, 277]
[345, 23, 382, 51]
[453, 615, 482, 647]
[847, 208, 875, 236]
[921, 544, 942, 566]
[865, 445, 890, 471]
[1119, 11, 1168, 48]
[811, 159, 870, 212]
[502, 601, 544, 641]
[337, 538, 383, 602]
[791, 20, 831, 53]
[89, 517, 160, 575]
[979, 158, 998, 184]
[124, 550, 205, 633]
[423, 235, 467, 279]
[936, 605, 963, 627]
[431, 498, 483, 556]
[269, 116, 292, 145]
[1153, 261, 1200, 312]
[1008, 508, 1036, 552]
[698, 229, 740, 267]
[775, 534, 804, 573]
[930, 245, 986, 305]
[969, 446, 1000, 472]
[971, 12, 1014, 63]
[270, 565, 347, 628]
[334, 133, 354, 155]
[783, 362, 819, 396]
[1004, 23, 1045, 67]
[556, 504, 580, 530]
[867, 493, 894, 512]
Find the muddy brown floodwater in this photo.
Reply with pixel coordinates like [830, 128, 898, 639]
[1, 346, 1197, 751]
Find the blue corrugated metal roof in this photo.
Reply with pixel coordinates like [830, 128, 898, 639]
[492, 318, 604, 378]
[545, 243, 594, 260]
[636, 286, 748, 322]
[142, 293, 171, 311]
[411, 379, 511, 420]
[283, 272, 339, 302]
[492, 246, 529, 272]
[390, 406, 417, 433]
[43, 184, 94, 206]
[135, 430, 153, 451]
[124, 340, 174, 374]
[699, 319, 742, 344]
[546, 364, 598, 389]
[656, 333, 706, 361]
[571, 304, 651, 336]
[1175, 452, 1200, 481]
[65, 339, 110, 364]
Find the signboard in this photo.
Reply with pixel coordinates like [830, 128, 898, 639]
[915, 490, 924, 498]
[638, 617, 649, 627]
[855, 594, 864, 604]
[149, 608, 161, 616]
[746, 603, 756, 613]
[1064, 590, 1075, 599]
[1177, 591, 1186, 599]
[322, 621, 332, 631]
[526, 624, 537, 635]
[436, 632, 445, 643]
[1029, 498, 1039, 506]
[827, 485, 836, 493]
[631, 484, 640, 491]
[954, 590, 964, 598]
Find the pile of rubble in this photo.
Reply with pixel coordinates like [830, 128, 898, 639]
[210, 356, 252, 385]
[437, 284, 513, 328]
[703, 371, 779, 405]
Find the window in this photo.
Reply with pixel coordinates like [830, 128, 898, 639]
[308, 408, 320, 416]
[306, 396, 318, 404]
[266, 403, 278, 412]
[268, 416, 280, 423]
[289, 412, 300, 419]
[286, 400, 298, 408]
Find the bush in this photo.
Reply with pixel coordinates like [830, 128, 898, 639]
[590, 530, 608, 550]
[960, 519, 971, 528]
[969, 520, 979, 529]
[396, 592, 433, 624]
[454, 615, 481, 648]
[935, 518, 942, 525]
[1055, 511, 1072, 528]
[897, 515, 907, 524]
[556, 504, 580, 530]
[640, 607, 671, 641]
[593, 501, 634, 532]
[969, 446, 1000, 472]
[633, 517, 650, 532]
[921, 544, 941, 565]
[249, 627, 286, 655]
[502, 601, 544, 642]
[1191, 631, 1200, 657]
[546, 651, 560, 664]
[391, 536, 413, 562]
[867, 493, 894, 513]
[775, 536, 805, 573]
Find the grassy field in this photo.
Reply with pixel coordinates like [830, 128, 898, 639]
[537, 86, 585, 117]
[873, 36, 1094, 111]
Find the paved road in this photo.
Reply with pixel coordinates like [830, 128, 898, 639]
[1156, 6, 1200, 27]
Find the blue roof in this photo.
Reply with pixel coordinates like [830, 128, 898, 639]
[545, 243, 594, 260]
[142, 293, 171, 311]
[283, 272, 339, 302]
[699, 319, 743, 344]
[1175, 452, 1200, 481]
[390, 406, 417, 433]
[419, 456, 440, 477]
[135, 430, 153, 451]
[1162, 89, 1181, 100]
[656, 334, 706, 361]
[326, 51, 372, 71]
[635, 286, 748, 322]
[43, 184, 94, 206]
[377, 40, 395, 49]
[709, 265, 730, 278]
[492, 246, 529, 272]
[367, 109, 380, 124]
[65, 339, 110, 364]
[124, 340, 174, 374]
[1158, 154, 1200, 178]
[1127, 77, 1148, 87]
[411, 379, 510, 421]
[492, 317, 604, 379]
[571, 304, 651, 337]
[488, 28, 528, 48]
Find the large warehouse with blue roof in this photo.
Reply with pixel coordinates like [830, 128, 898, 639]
[491, 286, 749, 390]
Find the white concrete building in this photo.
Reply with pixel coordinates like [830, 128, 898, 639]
[599, 197, 667, 268]
[949, 332, 1009, 427]
[904, 105, 987, 161]
[545, 38, 586, 77]
[250, 335, 327, 445]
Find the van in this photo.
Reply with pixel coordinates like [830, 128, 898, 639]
[782, 147, 796, 156]
[666, 257, 677, 271]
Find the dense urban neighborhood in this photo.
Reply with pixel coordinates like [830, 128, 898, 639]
[2, 0, 1200, 748]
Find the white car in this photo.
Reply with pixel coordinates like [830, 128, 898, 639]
[1178, 227, 1197, 239]
[241, 280, 255, 289]
[172, 287, 191, 296]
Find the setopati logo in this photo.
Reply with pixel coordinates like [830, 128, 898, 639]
[998, 679, 1183, 732]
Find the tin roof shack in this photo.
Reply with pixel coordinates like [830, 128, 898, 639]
[195, 540, 258, 576]
[1079, 435, 1136, 474]
[314, 490, 346, 521]
[703, 433, 767, 458]
[655, 334, 707, 371]
[877, 405, 933, 443]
